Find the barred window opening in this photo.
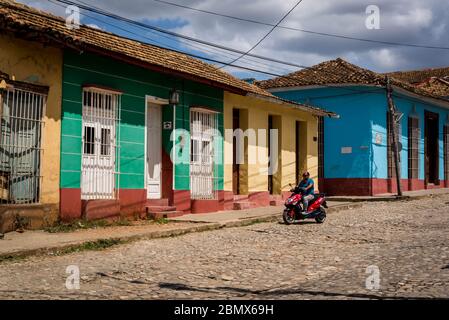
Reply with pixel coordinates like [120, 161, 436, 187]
[190, 109, 218, 200]
[81, 88, 121, 200]
[0, 88, 46, 204]
[408, 117, 420, 180]
[387, 111, 402, 179]
[444, 125, 449, 181]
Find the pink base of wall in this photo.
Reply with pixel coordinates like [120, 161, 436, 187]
[61, 178, 449, 221]
[173, 190, 228, 214]
[321, 178, 448, 196]
[60, 189, 146, 221]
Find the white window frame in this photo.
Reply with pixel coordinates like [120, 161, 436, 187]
[81, 87, 121, 200]
[190, 108, 219, 200]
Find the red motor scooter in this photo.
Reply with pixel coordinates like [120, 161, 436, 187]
[283, 184, 328, 225]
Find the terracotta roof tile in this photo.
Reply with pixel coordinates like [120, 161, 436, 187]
[385, 67, 449, 84]
[415, 77, 449, 98]
[0, 0, 268, 96]
[256, 58, 449, 102]
[0, 0, 337, 116]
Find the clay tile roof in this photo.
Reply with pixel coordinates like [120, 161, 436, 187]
[256, 58, 385, 89]
[0, 0, 338, 117]
[385, 67, 449, 84]
[0, 0, 270, 97]
[256, 58, 449, 102]
[414, 77, 449, 98]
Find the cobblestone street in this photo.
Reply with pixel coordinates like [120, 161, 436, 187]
[1, 195, 448, 300]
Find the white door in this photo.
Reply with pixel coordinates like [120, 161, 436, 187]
[147, 103, 162, 199]
[81, 89, 119, 200]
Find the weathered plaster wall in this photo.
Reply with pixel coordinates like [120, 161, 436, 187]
[0, 33, 62, 205]
[224, 92, 319, 194]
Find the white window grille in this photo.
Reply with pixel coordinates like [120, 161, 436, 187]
[81, 87, 121, 200]
[190, 109, 218, 200]
[0, 87, 46, 204]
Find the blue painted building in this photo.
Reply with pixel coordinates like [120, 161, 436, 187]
[258, 59, 449, 195]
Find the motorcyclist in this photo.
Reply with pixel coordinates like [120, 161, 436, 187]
[297, 171, 315, 213]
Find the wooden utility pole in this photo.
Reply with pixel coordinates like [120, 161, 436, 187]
[385, 76, 403, 197]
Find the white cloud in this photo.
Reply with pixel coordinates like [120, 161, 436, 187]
[86, 23, 103, 30]
[368, 48, 400, 69]
[15, 0, 449, 75]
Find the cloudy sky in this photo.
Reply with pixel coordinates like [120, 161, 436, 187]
[17, 0, 449, 79]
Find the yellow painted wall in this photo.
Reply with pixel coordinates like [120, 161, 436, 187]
[224, 92, 319, 194]
[0, 33, 62, 205]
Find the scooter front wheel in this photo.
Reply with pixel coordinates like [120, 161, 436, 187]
[283, 208, 295, 225]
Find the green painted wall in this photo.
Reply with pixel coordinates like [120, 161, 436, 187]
[60, 50, 224, 192]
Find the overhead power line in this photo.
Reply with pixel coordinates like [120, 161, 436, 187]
[48, 2, 385, 102]
[53, 0, 305, 69]
[63, 0, 295, 74]
[152, 0, 449, 51]
[217, 0, 304, 69]
[50, 0, 386, 93]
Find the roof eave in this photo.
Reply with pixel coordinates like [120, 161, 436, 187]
[392, 85, 449, 109]
[265, 83, 383, 93]
[247, 92, 339, 118]
[0, 20, 248, 96]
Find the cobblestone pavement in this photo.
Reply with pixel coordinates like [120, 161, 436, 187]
[1, 195, 449, 300]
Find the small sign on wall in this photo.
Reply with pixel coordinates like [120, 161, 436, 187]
[375, 133, 383, 145]
[163, 121, 173, 130]
[341, 147, 353, 154]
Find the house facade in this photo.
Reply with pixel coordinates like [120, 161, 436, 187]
[0, 0, 333, 231]
[258, 59, 449, 196]
[60, 50, 228, 219]
[223, 92, 333, 208]
[0, 32, 62, 233]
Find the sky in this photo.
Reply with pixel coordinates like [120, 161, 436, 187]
[16, 0, 449, 80]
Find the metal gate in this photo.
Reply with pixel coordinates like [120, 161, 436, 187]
[0, 88, 46, 204]
[190, 109, 218, 200]
[81, 88, 121, 200]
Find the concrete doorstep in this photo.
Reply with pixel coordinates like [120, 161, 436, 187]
[0, 202, 361, 262]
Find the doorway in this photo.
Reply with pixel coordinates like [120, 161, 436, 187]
[146, 103, 162, 199]
[424, 111, 439, 186]
[295, 121, 301, 186]
[268, 115, 281, 195]
[232, 109, 240, 195]
[268, 115, 274, 194]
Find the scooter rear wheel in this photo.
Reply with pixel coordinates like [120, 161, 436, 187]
[315, 208, 327, 224]
[283, 208, 295, 225]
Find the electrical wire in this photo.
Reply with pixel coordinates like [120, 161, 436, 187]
[69, 0, 296, 75]
[151, 0, 449, 51]
[217, 0, 304, 69]
[48, 0, 388, 95]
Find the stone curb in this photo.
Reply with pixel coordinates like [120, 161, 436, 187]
[0, 203, 362, 262]
[328, 190, 449, 203]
